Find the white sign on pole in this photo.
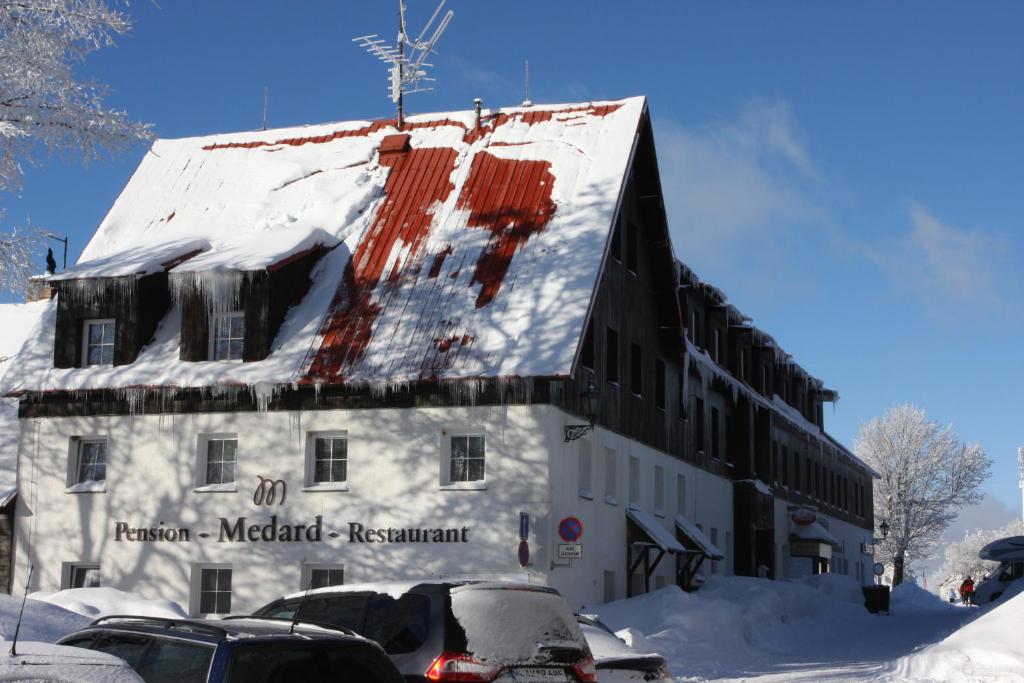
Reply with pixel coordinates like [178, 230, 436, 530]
[558, 543, 582, 559]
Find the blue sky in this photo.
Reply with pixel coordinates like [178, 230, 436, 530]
[6, 2, 1023, 524]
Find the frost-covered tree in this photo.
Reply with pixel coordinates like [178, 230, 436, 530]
[0, 0, 151, 293]
[937, 519, 1024, 591]
[855, 404, 990, 586]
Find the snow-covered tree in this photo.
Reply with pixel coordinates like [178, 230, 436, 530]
[855, 403, 990, 586]
[0, 0, 151, 292]
[937, 519, 1024, 591]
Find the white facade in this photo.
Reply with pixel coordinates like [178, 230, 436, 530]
[13, 403, 739, 612]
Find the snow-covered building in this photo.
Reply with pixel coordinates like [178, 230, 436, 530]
[2, 96, 876, 613]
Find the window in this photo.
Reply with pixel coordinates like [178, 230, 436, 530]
[630, 343, 642, 396]
[363, 593, 432, 655]
[209, 311, 244, 361]
[202, 437, 237, 486]
[603, 570, 616, 603]
[654, 465, 665, 515]
[693, 397, 705, 453]
[763, 366, 770, 395]
[71, 438, 107, 485]
[308, 433, 348, 487]
[712, 329, 720, 363]
[794, 451, 801, 491]
[578, 441, 593, 499]
[739, 348, 746, 381]
[781, 446, 789, 487]
[603, 447, 617, 504]
[196, 566, 232, 616]
[580, 320, 595, 370]
[448, 435, 485, 483]
[710, 407, 720, 460]
[678, 372, 687, 419]
[655, 359, 666, 410]
[711, 528, 720, 573]
[302, 564, 345, 590]
[772, 442, 779, 484]
[82, 319, 115, 366]
[805, 459, 812, 495]
[625, 220, 638, 273]
[628, 456, 640, 506]
[64, 563, 100, 589]
[676, 474, 687, 515]
[606, 327, 619, 384]
[135, 639, 214, 683]
[610, 217, 622, 261]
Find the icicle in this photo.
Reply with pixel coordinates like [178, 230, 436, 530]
[169, 270, 249, 314]
[59, 276, 137, 307]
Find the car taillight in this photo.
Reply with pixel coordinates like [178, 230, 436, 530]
[572, 655, 598, 683]
[425, 651, 502, 682]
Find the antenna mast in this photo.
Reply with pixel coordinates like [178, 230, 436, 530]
[523, 60, 532, 107]
[1018, 445, 1024, 523]
[353, 0, 454, 129]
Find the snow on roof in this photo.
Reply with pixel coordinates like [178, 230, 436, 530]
[0, 301, 50, 503]
[627, 506, 686, 554]
[5, 98, 646, 394]
[674, 515, 725, 560]
[48, 239, 210, 281]
[790, 520, 840, 546]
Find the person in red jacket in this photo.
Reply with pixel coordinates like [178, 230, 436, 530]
[959, 576, 975, 606]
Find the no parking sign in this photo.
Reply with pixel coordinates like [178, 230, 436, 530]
[558, 516, 584, 543]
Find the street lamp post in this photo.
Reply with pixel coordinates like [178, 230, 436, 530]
[564, 378, 600, 442]
[41, 232, 68, 270]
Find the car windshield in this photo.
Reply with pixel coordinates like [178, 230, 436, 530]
[450, 587, 588, 665]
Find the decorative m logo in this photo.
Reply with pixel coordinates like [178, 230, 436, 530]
[253, 475, 287, 506]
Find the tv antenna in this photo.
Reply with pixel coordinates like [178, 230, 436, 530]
[353, 0, 454, 129]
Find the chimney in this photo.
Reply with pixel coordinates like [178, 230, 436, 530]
[474, 98, 483, 130]
[26, 276, 54, 302]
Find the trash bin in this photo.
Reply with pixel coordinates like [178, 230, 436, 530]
[862, 585, 890, 614]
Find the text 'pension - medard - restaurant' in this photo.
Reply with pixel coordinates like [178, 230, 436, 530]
[4, 97, 878, 616]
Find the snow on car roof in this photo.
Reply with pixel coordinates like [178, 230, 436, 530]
[7, 97, 645, 394]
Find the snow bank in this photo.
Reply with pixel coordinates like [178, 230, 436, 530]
[587, 575, 870, 679]
[0, 594, 90, 643]
[890, 581, 957, 613]
[890, 588, 1024, 682]
[29, 587, 186, 620]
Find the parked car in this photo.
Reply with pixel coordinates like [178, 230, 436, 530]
[0, 641, 145, 682]
[254, 581, 598, 682]
[575, 614, 672, 682]
[56, 615, 404, 683]
[974, 535, 1024, 604]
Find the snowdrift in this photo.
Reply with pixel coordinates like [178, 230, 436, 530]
[890, 581, 958, 613]
[891, 588, 1024, 682]
[587, 575, 870, 680]
[29, 587, 186, 620]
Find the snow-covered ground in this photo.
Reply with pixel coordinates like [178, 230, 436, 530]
[587, 576, 1013, 682]
[0, 580, 1019, 682]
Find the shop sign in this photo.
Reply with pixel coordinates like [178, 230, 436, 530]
[557, 543, 582, 559]
[112, 476, 470, 545]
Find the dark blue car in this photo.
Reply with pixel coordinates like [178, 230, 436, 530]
[56, 615, 404, 683]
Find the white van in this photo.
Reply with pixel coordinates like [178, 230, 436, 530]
[973, 535, 1024, 604]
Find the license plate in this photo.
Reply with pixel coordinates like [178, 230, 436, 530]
[511, 668, 569, 682]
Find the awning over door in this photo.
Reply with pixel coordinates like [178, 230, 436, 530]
[674, 515, 725, 560]
[627, 507, 686, 553]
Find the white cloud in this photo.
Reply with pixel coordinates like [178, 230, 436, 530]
[867, 203, 1006, 313]
[655, 100, 823, 270]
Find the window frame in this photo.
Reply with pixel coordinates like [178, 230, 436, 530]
[300, 563, 345, 591]
[195, 433, 238, 491]
[440, 431, 486, 490]
[578, 440, 593, 500]
[81, 318, 115, 367]
[62, 562, 100, 589]
[66, 436, 108, 492]
[191, 564, 232, 617]
[654, 358, 666, 410]
[605, 327, 619, 385]
[304, 431, 350, 491]
[654, 465, 665, 517]
[630, 343, 642, 397]
[208, 311, 245, 362]
[628, 455, 640, 506]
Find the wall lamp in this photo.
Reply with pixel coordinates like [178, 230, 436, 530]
[564, 378, 600, 442]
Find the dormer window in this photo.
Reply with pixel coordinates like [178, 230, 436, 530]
[209, 312, 244, 361]
[82, 319, 115, 367]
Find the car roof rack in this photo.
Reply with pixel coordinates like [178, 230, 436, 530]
[89, 615, 228, 640]
[220, 615, 359, 637]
